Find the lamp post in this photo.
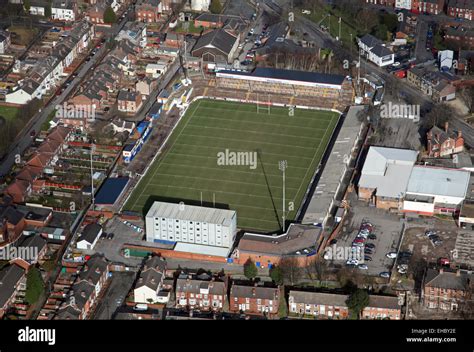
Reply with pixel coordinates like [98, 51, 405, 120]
[279, 160, 287, 232]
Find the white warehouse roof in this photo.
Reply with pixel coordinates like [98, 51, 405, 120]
[358, 147, 418, 198]
[406, 166, 470, 199]
[146, 201, 236, 226]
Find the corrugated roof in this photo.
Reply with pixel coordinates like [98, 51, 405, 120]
[358, 147, 418, 199]
[406, 166, 470, 199]
[146, 201, 236, 227]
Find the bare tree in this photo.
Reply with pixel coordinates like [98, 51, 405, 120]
[279, 257, 302, 286]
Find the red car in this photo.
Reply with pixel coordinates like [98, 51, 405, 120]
[353, 237, 365, 243]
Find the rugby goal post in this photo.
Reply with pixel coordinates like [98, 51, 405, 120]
[256, 93, 271, 114]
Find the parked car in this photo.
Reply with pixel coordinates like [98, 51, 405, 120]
[368, 234, 377, 240]
[386, 252, 398, 259]
[353, 237, 365, 243]
[358, 264, 368, 270]
[107, 233, 115, 240]
[329, 239, 337, 245]
[379, 272, 391, 278]
[364, 255, 372, 261]
[352, 241, 364, 247]
[365, 243, 376, 249]
[364, 248, 373, 255]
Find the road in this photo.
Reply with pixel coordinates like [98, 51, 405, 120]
[0, 10, 133, 176]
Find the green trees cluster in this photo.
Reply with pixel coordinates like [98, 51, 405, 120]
[103, 6, 117, 24]
[209, 0, 222, 14]
[25, 267, 45, 305]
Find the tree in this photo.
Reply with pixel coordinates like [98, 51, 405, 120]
[243, 259, 258, 280]
[269, 265, 283, 285]
[25, 267, 45, 305]
[23, 0, 31, 12]
[279, 257, 302, 286]
[346, 289, 369, 319]
[421, 103, 456, 130]
[103, 6, 117, 24]
[459, 87, 474, 114]
[373, 24, 389, 41]
[209, 0, 222, 14]
[44, 4, 51, 18]
[380, 13, 398, 33]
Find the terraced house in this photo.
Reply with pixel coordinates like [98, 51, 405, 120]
[288, 291, 402, 320]
[175, 274, 226, 311]
[6, 20, 94, 105]
[55, 254, 109, 319]
[229, 284, 280, 316]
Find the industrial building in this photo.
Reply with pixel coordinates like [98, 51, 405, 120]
[145, 201, 237, 257]
[358, 146, 419, 210]
[403, 166, 470, 215]
[358, 146, 471, 215]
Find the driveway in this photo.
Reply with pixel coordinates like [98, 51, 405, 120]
[93, 271, 138, 320]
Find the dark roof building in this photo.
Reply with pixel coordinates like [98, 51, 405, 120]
[192, 29, 239, 63]
[94, 177, 130, 207]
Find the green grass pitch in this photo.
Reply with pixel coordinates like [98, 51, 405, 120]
[125, 99, 340, 233]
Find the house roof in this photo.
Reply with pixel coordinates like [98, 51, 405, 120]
[118, 90, 138, 102]
[136, 257, 166, 291]
[231, 284, 278, 300]
[358, 147, 418, 198]
[0, 264, 26, 308]
[16, 166, 42, 182]
[17, 234, 47, 257]
[425, 268, 473, 290]
[78, 254, 108, 284]
[78, 223, 102, 245]
[0, 205, 25, 225]
[289, 290, 348, 306]
[176, 278, 226, 295]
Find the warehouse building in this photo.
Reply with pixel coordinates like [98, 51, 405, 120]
[145, 202, 237, 257]
[358, 146, 419, 210]
[403, 166, 470, 215]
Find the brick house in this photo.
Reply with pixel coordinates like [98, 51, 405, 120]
[415, 0, 446, 15]
[55, 254, 109, 319]
[175, 274, 226, 311]
[117, 90, 143, 114]
[229, 284, 280, 316]
[422, 268, 473, 311]
[447, 0, 474, 21]
[427, 123, 464, 157]
[0, 263, 27, 319]
[136, 0, 162, 23]
[288, 291, 402, 320]
[445, 27, 474, 50]
[86, 5, 107, 26]
[0, 205, 26, 244]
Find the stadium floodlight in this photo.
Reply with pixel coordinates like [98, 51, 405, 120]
[279, 160, 288, 232]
